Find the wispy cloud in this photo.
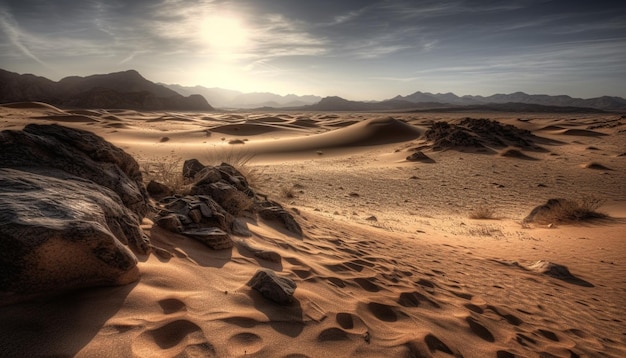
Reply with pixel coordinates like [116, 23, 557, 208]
[0, 6, 48, 67]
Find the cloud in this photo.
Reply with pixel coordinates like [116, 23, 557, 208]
[0, 6, 48, 66]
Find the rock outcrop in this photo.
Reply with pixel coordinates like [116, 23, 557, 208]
[424, 118, 539, 152]
[247, 269, 297, 305]
[152, 161, 303, 249]
[0, 124, 149, 303]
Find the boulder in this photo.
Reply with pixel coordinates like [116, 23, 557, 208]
[406, 151, 435, 163]
[0, 124, 148, 219]
[182, 159, 206, 179]
[257, 202, 303, 238]
[0, 124, 151, 302]
[0, 169, 140, 300]
[247, 269, 297, 305]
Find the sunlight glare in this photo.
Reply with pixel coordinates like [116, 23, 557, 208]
[199, 15, 249, 53]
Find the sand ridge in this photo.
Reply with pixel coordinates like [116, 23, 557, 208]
[0, 104, 625, 357]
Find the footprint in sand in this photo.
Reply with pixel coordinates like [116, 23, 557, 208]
[405, 334, 455, 356]
[317, 327, 350, 342]
[158, 298, 186, 314]
[466, 316, 495, 342]
[398, 291, 441, 309]
[366, 302, 399, 322]
[227, 332, 264, 356]
[133, 319, 213, 357]
[353, 277, 381, 292]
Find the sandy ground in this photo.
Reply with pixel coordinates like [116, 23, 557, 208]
[0, 102, 625, 357]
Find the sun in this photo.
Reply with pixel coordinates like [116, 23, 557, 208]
[199, 14, 249, 54]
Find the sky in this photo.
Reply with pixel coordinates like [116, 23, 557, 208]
[1, 0, 625, 100]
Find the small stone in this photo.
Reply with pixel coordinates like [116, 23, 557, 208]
[182, 158, 206, 179]
[246, 269, 296, 305]
[182, 227, 233, 250]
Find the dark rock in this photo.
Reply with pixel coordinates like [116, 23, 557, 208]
[0, 124, 151, 302]
[0, 124, 149, 220]
[156, 195, 234, 232]
[0, 168, 141, 300]
[406, 151, 435, 163]
[146, 180, 172, 197]
[182, 228, 233, 250]
[191, 181, 253, 216]
[183, 159, 206, 179]
[257, 203, 303, 238]
[246, 269, 296, 305]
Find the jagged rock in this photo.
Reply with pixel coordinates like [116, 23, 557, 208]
[0, 124, 151, 302]
[182, 228, 233, 250]
[191, 181, 253, 216]
[146, 180, 172, 197]
[154, 195, 235, 247]
[0, 168, 141, 301]
[425, 118, 537, 152]
[195, 166, 222, 184]
[183, 159, 206, 179]
[247, 269, 296, 305]
[406, 151, 435, 163]
[257, 203, 303, 238]
[0, 124, 149, 220]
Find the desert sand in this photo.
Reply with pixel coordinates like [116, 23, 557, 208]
[0, 102, 625, 357]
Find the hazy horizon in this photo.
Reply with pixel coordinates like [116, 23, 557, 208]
[1, 1, 625, 100]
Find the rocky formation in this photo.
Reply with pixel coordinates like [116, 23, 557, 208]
[152, 160, 303, 250]
[406, 151, 435, 163]
[0, 124, 150, 302]
[424, 118, 539, 151]
[0, 69, 213, 111]
[247, 269, 297, 305]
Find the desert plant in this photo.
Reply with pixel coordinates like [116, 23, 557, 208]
[469, 205, 496, 219]
[203, 147, 264, 189]
[281, 185, 296, 199]
[524, 196, 607, 224]
[139, 155, 189, 194]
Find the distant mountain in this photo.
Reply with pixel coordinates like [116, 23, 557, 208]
[303, 96, 440, 111]
[393, 91, 626, 111]
[295, 96, 604, 113]
[164, 84, 321, 109]
[0, 69, 213, 111]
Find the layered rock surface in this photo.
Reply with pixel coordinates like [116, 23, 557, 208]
[0, 124, 149, 302]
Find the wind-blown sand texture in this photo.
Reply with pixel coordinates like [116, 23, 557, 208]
[1, 103, 625, 357]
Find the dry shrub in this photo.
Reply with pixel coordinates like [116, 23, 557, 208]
[204, 147, 264, 189]
[140, 155, 189, 194]
[281, 186, 296, 199]
[527, 196, 607, 224]
[469, 205, 496, 220]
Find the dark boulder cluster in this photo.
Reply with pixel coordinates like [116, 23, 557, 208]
[424, 118, 537, 151]
[152, 159, 303, 251]
[0, 124, 150, 302]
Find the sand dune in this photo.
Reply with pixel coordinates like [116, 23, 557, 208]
[0, 108, 624, 357]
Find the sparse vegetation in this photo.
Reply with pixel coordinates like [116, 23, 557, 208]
[204, 147, 264, 189]
[524, 196, 608, 224]
[468, 205, 496, 220]
[281, 185, 296, 199]
[140, 155, 189, 194]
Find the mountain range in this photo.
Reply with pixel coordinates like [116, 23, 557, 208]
[1, 68, 625, 112]
[0, 69, 212, 111]
[163, 84, 322, 109]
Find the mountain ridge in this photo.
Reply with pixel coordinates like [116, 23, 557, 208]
[0, 69, 213, 111]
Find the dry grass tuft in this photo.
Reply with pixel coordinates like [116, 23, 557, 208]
[281, 186, 296, 199]
[204, 147, 264, 189]
[525, 196, 608, 224]
[140, 155, 189, 194]
[469, 205, 496, 220]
